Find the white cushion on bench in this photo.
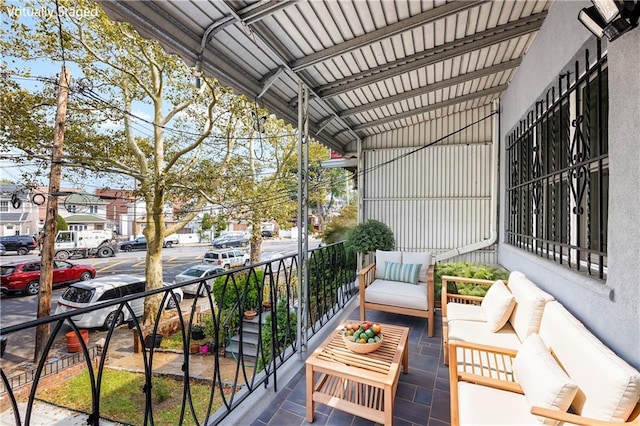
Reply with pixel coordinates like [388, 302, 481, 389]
[448, 320, 522, 350]
[507, 271, 555, 341]
[446, 303, 485, 322]
[481, 280, 516, 332]
[513, 333, 578, 425]
[458, 382, 539, 425]
[364, 279, 427, 311]
[539, 302, 640, 422]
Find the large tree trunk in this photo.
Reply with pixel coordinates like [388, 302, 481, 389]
[142, 187, 165, 325]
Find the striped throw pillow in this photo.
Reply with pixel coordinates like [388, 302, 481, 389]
[383, 261, 421, 284]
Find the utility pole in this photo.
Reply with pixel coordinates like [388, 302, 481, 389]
[35, 66, 70, 363]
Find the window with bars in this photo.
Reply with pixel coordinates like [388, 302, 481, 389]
[506, 45, 608, 280]
[0, 201, 8, 212]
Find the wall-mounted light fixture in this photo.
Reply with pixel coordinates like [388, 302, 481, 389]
[579, 0, 640, 41]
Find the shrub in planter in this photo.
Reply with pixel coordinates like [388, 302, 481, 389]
[434, 262, 509, 302]
[346, 219, 395, 254]
[191, 325, 205, 341]
[212, 269, 263, 312]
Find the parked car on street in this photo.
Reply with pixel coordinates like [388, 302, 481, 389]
[119, 235, 178, 252]
[211, 233, 248, 249]
[0, 235, 38, 255]
[0, 259, 96, 296]
[174, 264, 224, 296]
[55, 274, 182, 329]
[0, 243, 5, 256]
[203, 249, 250, 269]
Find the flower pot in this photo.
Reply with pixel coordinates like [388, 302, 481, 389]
[244, 310, 257, 320]
[190, 343, 201, 354]
[66, 330, 89, 353]
[144, 334, 163, 348]
[262, 301, 272, 311]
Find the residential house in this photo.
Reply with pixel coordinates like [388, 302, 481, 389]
[0, 184, 39, 237]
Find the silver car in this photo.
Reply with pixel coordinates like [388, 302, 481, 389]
[174, 264, 224, 296]
[55, 275, 182, 329]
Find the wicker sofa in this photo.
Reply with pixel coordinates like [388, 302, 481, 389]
[443, 272, 640, 425]
[358, 250, 435, 337]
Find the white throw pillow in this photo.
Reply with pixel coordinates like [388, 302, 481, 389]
[481, 280, 516, 332]
[513, 333, 579, 425]
[401, 251, 432, 282]
[375, 250, 402, 279]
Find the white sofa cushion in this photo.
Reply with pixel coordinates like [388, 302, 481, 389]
[375, 250, 402, 279]
[458, 382, 539, 425]
[401, 251, 432, 283]
[481, 280, 516, 332]
[446, 303, 485, 322]
[364, 279, 427, 311]
[507, 271, 554, 341]
[513, 333, 578, 425]
[539, 302, 640, 422]
[384, 261, 421, 284]
[448, 320, 522, 350]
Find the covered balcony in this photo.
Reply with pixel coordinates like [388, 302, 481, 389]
[2, 0, 639, 424]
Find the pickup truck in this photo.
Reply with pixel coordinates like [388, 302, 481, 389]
[119, 235, 178, 252]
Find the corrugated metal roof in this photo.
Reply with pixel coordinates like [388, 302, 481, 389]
[98, 0, 553, 154]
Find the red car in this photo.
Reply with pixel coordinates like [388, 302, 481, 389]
[0, 260, 96, 296]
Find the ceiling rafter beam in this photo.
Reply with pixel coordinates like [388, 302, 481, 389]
[217, 2, 363, 144]
[352, 84, 507, 132]
[258, 67, 286, 99]
[317, 11, 547, 99]
[339, 58, 521, 119]
[290, 0, 488, 72]
[236, 0, 301, 25]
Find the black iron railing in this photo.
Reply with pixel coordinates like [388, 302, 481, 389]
[0, 241, 356, 425]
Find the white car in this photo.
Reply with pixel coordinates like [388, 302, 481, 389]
[203, 249, 250, 269]
[55, 275, 183, 329]
[174, 264, 224, 295]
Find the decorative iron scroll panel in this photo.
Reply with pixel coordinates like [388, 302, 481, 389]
[0, 242, 356, 425]
[506, 41, 608, 280]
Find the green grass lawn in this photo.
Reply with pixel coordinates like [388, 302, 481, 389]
[39, 369, 234, 425]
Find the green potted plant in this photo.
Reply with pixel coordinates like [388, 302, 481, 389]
[346, 219, 395, 263]
[191, 324, 205, 341]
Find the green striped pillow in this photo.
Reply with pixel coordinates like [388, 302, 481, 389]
[383, 261, 421, 284]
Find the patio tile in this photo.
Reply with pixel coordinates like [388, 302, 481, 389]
[256, 308, 450, 426]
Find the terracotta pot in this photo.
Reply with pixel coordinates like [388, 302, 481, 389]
[244, 310, 257, 320]
[190, 343, 201, 354]
[66, 330, 89, 353]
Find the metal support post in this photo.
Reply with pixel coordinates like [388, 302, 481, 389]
[296, 81, 310, 358]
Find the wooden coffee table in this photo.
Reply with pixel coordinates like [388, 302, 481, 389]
[305, 322, 410, 425]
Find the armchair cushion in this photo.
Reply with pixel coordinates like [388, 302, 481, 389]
[384, 261, 421, 284]
[401, 251, 432, 282]
[364, 279, 428, 311]
[481, 280, 516, 332]
[513, 333, 578, 425]
[375, 250, 402, 279]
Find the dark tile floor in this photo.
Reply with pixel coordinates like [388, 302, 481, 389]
[251, 308, 450, 426]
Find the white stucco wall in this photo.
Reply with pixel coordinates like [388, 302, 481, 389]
[498, 1, 640, 369]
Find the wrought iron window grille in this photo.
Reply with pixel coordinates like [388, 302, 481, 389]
[506, 41, 608, 280]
